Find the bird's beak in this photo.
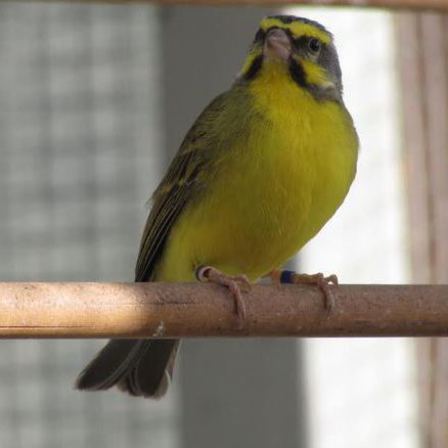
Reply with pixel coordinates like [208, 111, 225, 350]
[264, 28, 291, 62]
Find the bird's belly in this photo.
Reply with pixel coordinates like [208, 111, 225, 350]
[207, 156, 311, 277]
[156, 132, 356, 282]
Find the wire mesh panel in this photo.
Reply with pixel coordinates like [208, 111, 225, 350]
[0, 3, 178, 447]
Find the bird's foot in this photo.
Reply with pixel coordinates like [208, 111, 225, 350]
[269, 270, 338, 311]
[196, 266, 250, 327]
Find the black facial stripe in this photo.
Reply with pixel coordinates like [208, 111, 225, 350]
[243, 55, 263, 81]
[289, 59, 307, 88]
[253, 28, 266, 43]
[293, 36, 307, 50]
[289, 57, 341, 102]
[293, 35, 325, 50]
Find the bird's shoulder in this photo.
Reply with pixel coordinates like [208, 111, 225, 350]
[153, 85, 254, 201]
[135, 84, 254, 281]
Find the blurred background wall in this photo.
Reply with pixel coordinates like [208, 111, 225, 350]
[0, 3, 423, 448]
[289, 7, 419, 448]
[0, 4, 178, 447]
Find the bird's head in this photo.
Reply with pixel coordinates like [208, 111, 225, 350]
[239, 15, 343, 101]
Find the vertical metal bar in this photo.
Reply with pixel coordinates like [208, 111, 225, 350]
[159, 7, 306, 448]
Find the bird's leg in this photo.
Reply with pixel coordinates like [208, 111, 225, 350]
[196, 266, 250, 326]
[268, 270, 338, 311]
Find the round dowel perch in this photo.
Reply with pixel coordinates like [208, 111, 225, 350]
[0, 282, 446, 338]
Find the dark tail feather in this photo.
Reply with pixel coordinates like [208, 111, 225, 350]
[76, 339, 179, 398]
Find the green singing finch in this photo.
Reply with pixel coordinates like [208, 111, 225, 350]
[76, 15, 358, 398]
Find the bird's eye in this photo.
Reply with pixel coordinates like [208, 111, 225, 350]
[308, 38, 321, 54]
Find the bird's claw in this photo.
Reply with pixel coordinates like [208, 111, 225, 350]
[269, 270, 338, 311]
[196, 266, 250, 327]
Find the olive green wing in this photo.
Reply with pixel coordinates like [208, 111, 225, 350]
[135, 93, 228, 282]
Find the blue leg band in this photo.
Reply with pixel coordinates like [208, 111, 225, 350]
[280, 270, 295, 284]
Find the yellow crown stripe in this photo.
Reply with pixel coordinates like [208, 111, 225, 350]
[260, 18, 332, 45]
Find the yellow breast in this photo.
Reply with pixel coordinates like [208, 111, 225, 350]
[156, 63, 358, 282]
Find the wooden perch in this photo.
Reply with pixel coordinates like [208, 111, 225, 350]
[160, 0, 448, 9]
[12, 0, 448, 9]
[37, 0, 448, 10]
[0, 282, 447, 338]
